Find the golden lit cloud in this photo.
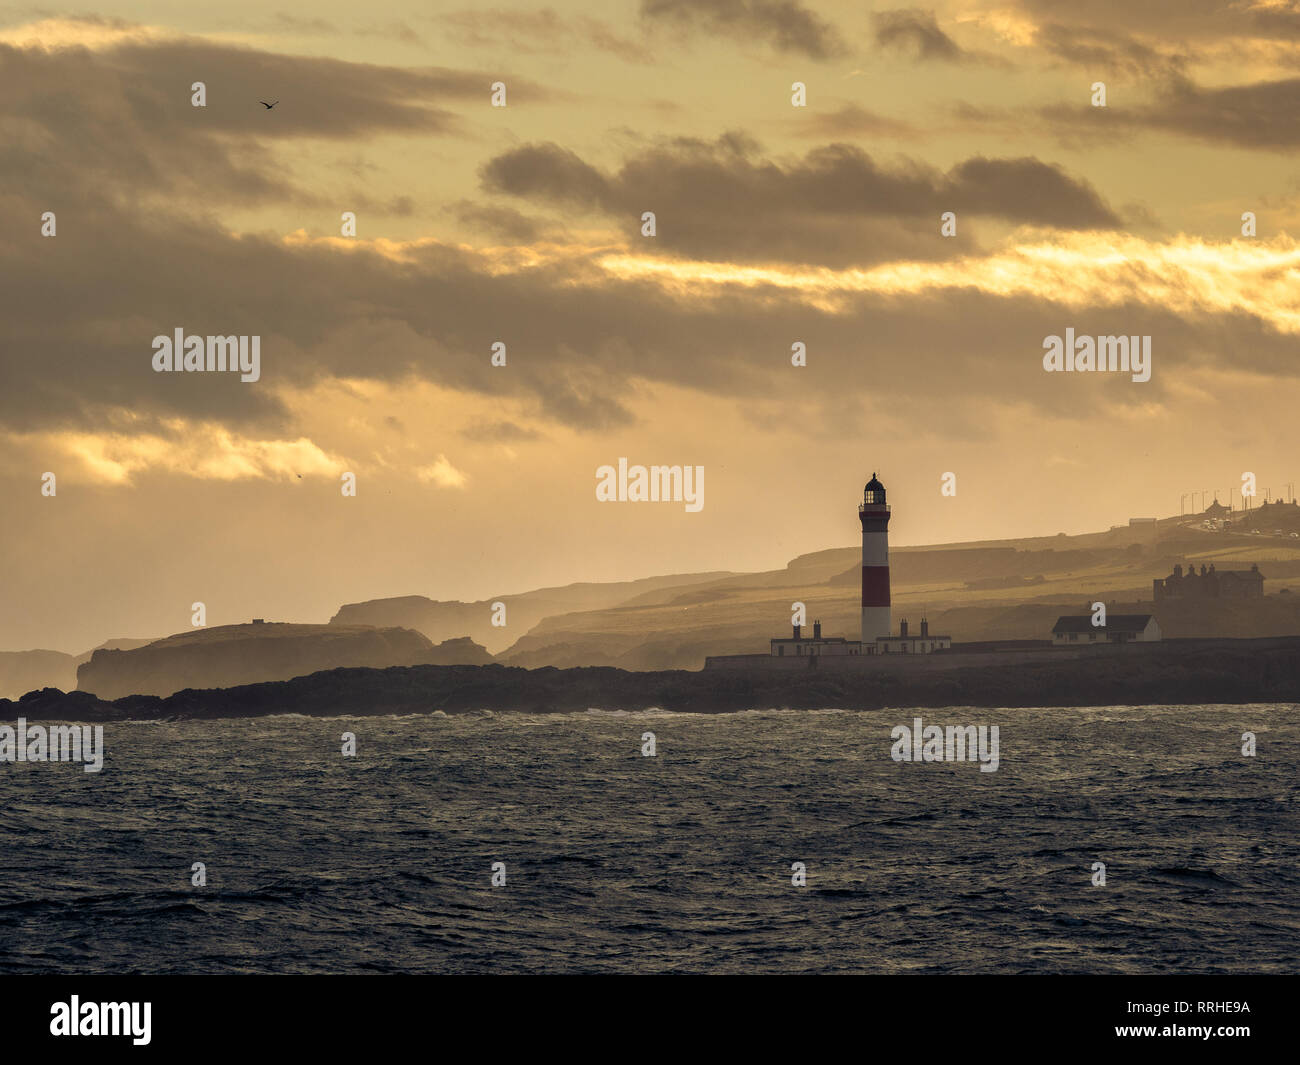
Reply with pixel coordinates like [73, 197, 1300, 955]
[0, 17, 165, 50]
[2, 423, 344, 485]
[415, 455, 469, 488]
[596, 232, 1300, 332]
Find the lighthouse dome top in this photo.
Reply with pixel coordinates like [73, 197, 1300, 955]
[863, 473, 886, 505]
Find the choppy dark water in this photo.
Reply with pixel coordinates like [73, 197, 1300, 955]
[0, 705, 1296, 973]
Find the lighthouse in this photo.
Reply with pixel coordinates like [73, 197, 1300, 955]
[859, 472, 891, 647]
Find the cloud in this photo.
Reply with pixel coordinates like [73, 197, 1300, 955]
[415, 455, 469, 488]
[266, 13, 339, 36]
[984, 0, 1300, 76]
[873, 8, 967, 62]
[441, 8, 652, 63]
[482, 143, 610, 209]
[262, 14, 424, 43]
[447, 201, 565, 242]
[790, 103, 919, 140]
[0, 27, 564, 210]
[639, 0, 848, 60]
[0, 22, 1293, 468]
[1034, 73, 1300, 151]
[1129, 75, 1300, 150]
[480, 134, 1122, 265]
[2, 423, 343, 484]
[347, 193, 419, 217]
[6, 161, 1298, 453]
[461, 420, 544, 442]
[354, 22, 425, 45]
[1032, 22, 1188, 78]
[1012, 0, 1300, 44]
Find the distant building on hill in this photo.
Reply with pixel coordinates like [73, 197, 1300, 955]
[1153, 562, 1263, 601]
[1052, 615, 1161, 645]
[1126, 516, 1159, 541]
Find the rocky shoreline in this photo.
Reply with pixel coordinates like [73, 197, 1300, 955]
[3, 639, 1299, 721]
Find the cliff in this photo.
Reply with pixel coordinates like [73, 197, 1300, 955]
[0, 650, 78, 701]
[329, 571, 735, 654]
[75, 623, 492, 699]
[0, 638, 156, 700]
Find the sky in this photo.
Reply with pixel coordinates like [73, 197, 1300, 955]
[2, 0, 1300, 652]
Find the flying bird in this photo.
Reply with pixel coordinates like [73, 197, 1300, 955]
[260, 100, 278, 109]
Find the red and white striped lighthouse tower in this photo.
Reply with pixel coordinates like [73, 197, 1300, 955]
[859, 472, 891, 647]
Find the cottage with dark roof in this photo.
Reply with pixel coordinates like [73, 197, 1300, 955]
[1051, 614, 1161, 645]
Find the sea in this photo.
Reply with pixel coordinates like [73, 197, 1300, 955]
[0, 704, 1296, 974]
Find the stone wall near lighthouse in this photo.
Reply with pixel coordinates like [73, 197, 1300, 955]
[859, 472, 891, 645]
[706, 648, 1097, 671]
